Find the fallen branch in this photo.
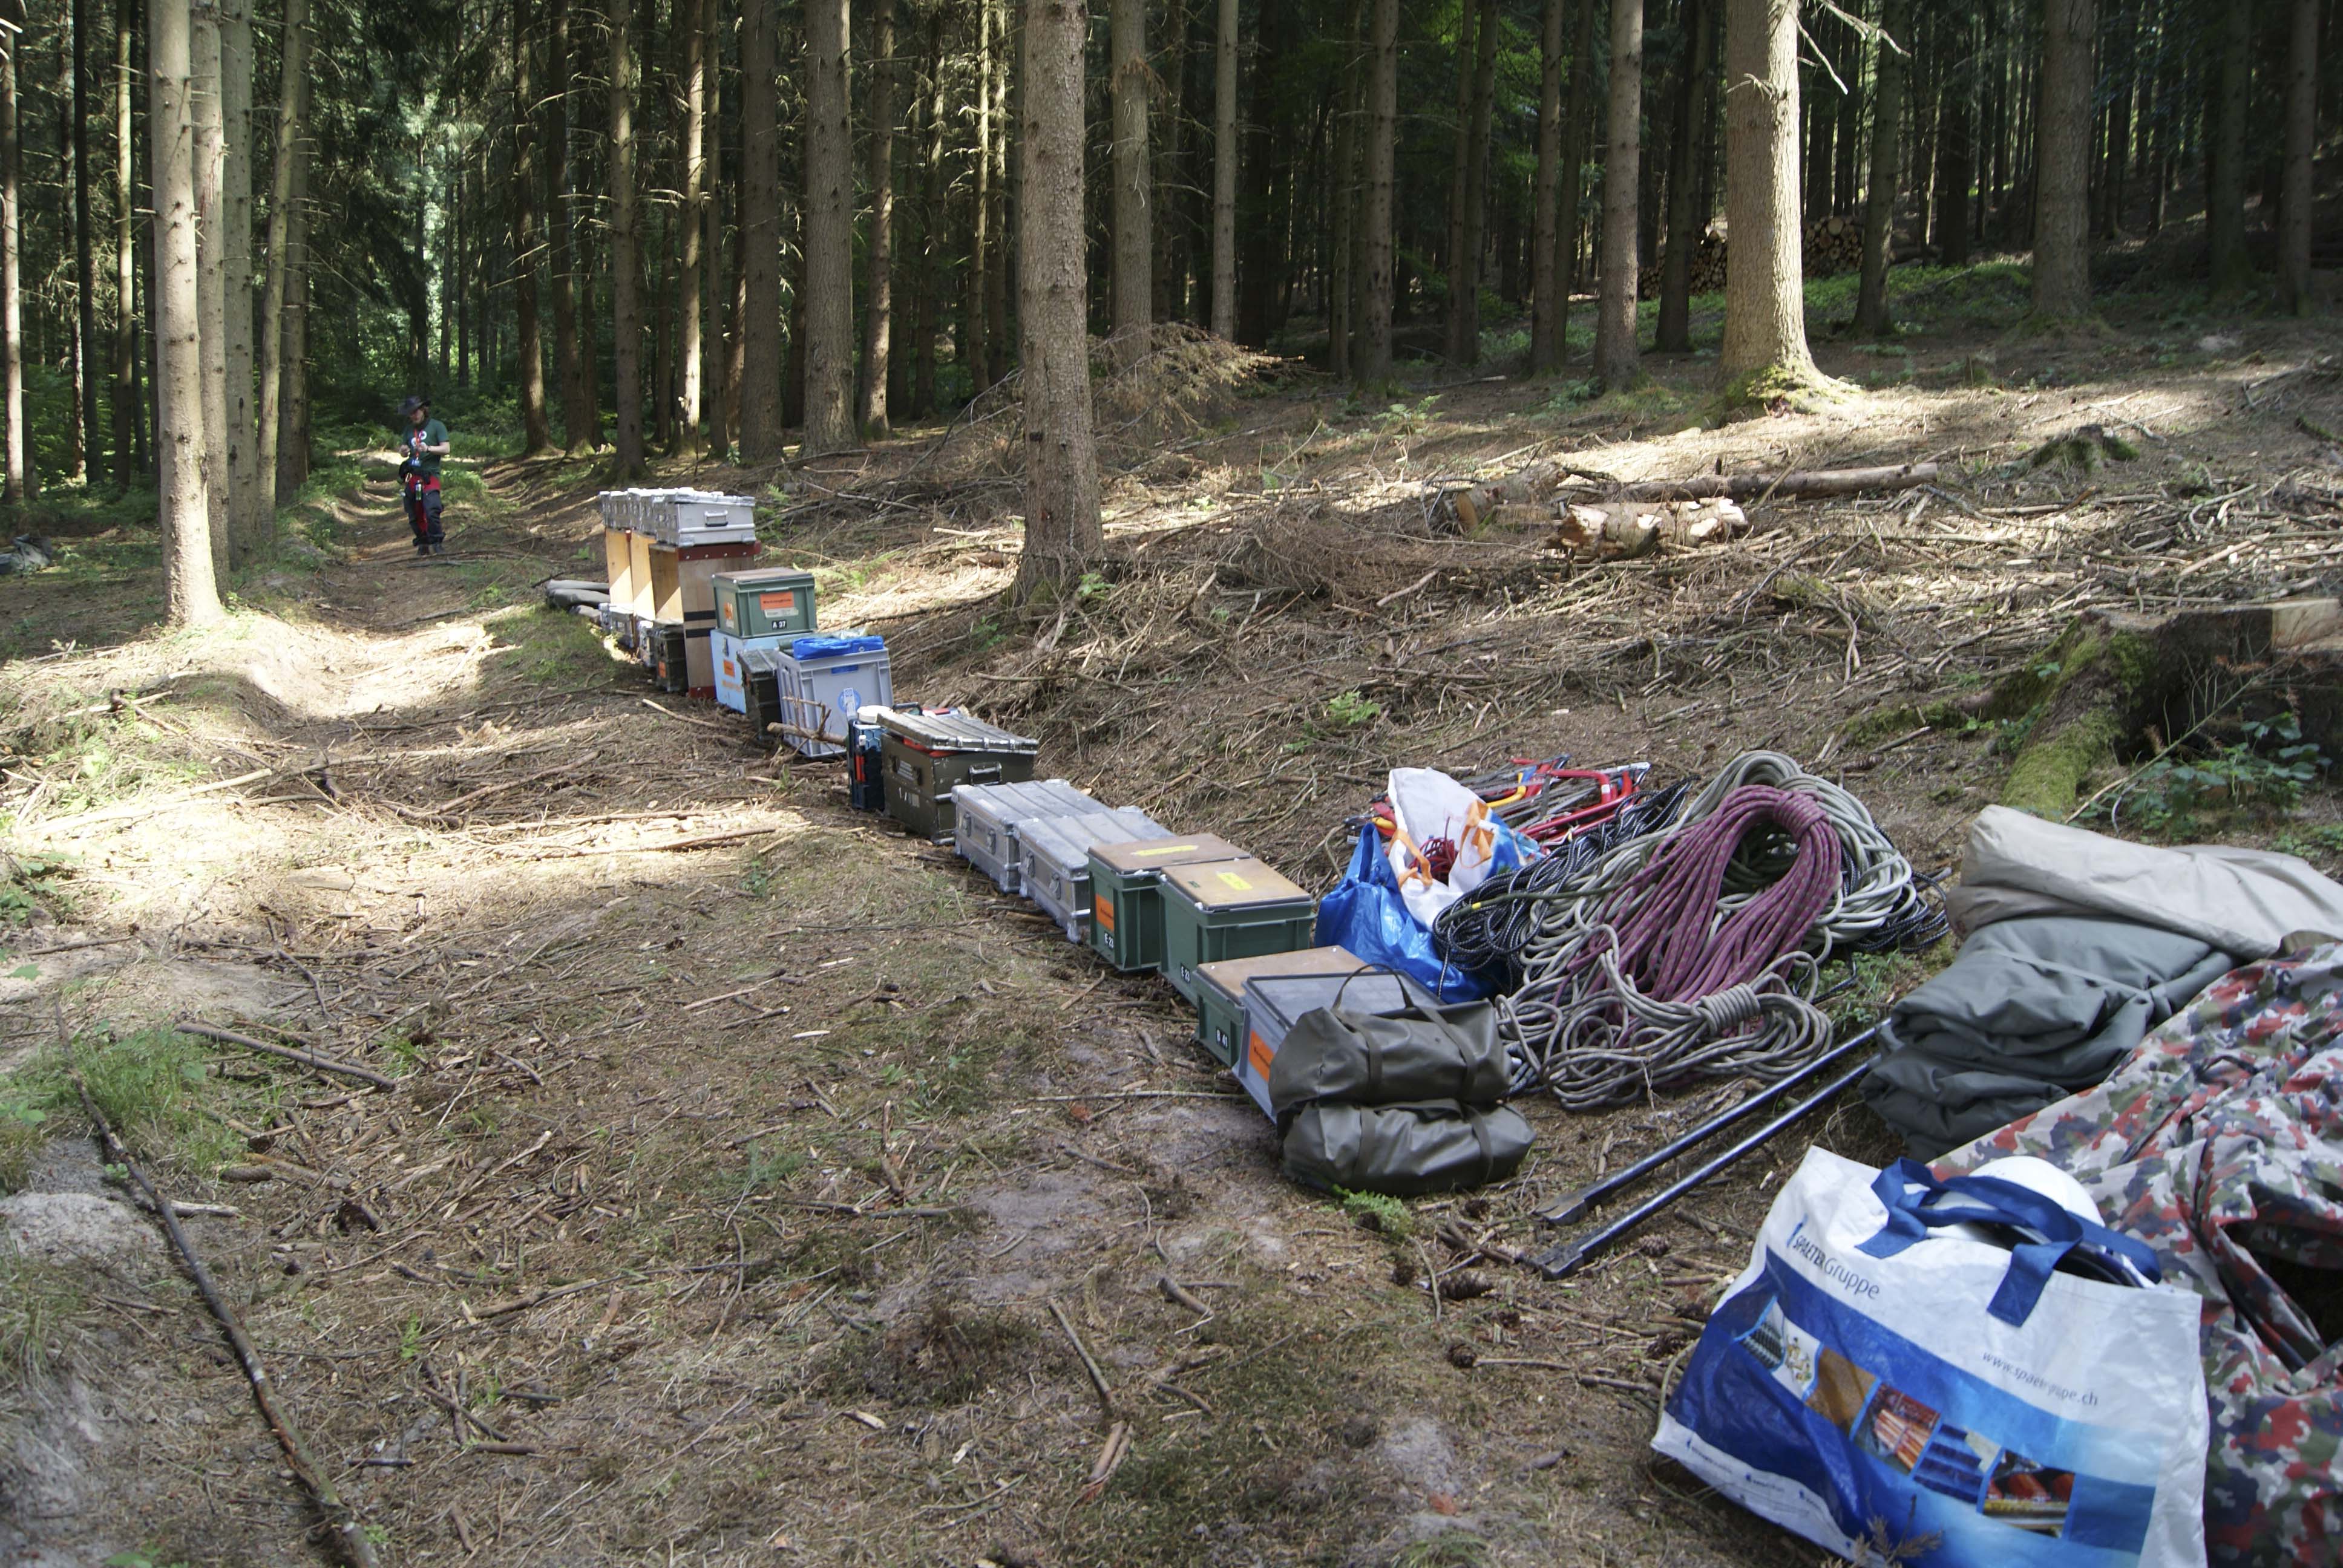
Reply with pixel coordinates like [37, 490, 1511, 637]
[1611, 461, 1938, 502]
[76, 1071, 383, 1568]
[1048, 1296, 1120, 1423]
[177, 1019, 398, 1091]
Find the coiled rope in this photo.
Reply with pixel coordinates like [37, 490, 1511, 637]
[1495, 751, 1942, 1106]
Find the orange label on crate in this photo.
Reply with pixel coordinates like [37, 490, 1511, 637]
[758, 590, 797, 615]
[1135, 843, 1205, 858]
[1247, 1030, 1274, 1081]
[1093, 894, 1115, 933]
[1216, 870, 1256, 892]
[719, 602, 737, 629]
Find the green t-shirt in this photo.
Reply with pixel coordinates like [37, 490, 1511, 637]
[407, 419, 449, 477]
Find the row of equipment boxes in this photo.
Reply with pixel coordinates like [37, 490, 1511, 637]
[851, 713, 1378, 1122]
[597, 494, 890, 742]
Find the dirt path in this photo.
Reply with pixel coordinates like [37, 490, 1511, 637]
[5, 459, 1821, 1568]
[10, 292, 2343, 1566]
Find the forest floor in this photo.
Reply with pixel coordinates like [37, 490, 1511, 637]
[10, 264, 2343, 1568]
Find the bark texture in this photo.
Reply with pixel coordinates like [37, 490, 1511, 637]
[1210, 0, 1236, 339]
[1593, 0, 1642, 388]
[859, 0, 896, 435]
[1012, 0, 1101, 603]
[1855, 0, 1908, 337]
[1110, 0, 1150, 358]
[1355, 0, 1396, 385]
[609, 0, 644, 476]
[1530, 0, 1566, 371]
[1719, 0, 1819, 391]
[803, 0, 856, 453]
[2279, 0, 2319, 315]
[739, 0, 783, 459]
[149, 0, 220, 622]
[2031, 0, 2096, 319]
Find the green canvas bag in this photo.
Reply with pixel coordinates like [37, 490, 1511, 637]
[1262, 974, 1507, 1120]
[1280, 1100, 1533, 1196]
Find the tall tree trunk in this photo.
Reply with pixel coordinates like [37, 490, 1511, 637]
[1719, 0, 1819, 391]
[706, 38, 729, 459]
[111, 0, 137, 489]
[1013, 0, 1099, 603]
[739, 0, 782, 457]
[1210, 0, 1236, 338]
[859, 0, 895, 433]
[1530, 0, 1567, 370]
[263, 0, 311, 505]
[1355, 0, 1396, 385]
[1594, 0, 1641, 388]
[1110, 0, 1149, 359]
[220, 0, 254, 551]
[1153, 0, 1188, 322]
[2031, 0, 2095, 318]
[72, 0, 102, 480]
[1855, 0, 1908, 336]
[2279, 0, 2319, 314]
[1832, 5, 1860, 213]
[190, 0, 226, 567]
[2208, 0, 2250, 291]
[913, 2, 944, 415]
[1443, 0, 1479, 360]
[1553, 0, 1598, 358]
[609, 0, 644, 475]
[803, 0, 854, 452]
[1656, 0, 1714, 353]
[983, 0, 1008, 387]
[550, 0, 594, 451]
[1934, 13, 1973, 267]
[513, 0, 552, 453]
[1451, 0, 1499, 365]
[672, 0, 705, 454]
[148, 0, 218, 622]
[966, 0, 994, 392]
[1329, 0, 1363, 379]
[280, 109, 309, 495]
[0, 0, 25, 503]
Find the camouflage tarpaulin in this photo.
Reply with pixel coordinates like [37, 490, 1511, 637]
[1938, 943, 2343, 1566]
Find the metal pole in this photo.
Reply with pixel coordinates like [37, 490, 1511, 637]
[1530, 1056, 1876, 1280]
[1539, 1021, 1882, 1224]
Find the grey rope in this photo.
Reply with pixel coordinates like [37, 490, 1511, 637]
[1496, 752, 1932, 1106]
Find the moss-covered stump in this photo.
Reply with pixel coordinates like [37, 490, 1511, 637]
[1859, 600, 2343, 818]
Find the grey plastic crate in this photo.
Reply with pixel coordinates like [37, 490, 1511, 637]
[1018, 809, 1172, 942]
[949, 780, 1098, 892]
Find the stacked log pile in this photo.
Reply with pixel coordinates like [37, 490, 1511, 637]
[1635, 216, 1864, 301]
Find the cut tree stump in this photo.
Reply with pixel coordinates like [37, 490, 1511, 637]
[1953, 599, 2343, 819]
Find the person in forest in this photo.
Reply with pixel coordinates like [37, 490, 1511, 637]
[398, 395, 451, 556]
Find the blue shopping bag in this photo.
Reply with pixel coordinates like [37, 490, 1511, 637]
[1314, 827, 1490, 1004]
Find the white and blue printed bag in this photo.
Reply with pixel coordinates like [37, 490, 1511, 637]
[1653, 1148, 2207, 1568]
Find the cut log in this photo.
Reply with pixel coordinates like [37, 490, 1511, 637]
[1553, 497, 1747, 559]
[1611, 462, 1938, 503]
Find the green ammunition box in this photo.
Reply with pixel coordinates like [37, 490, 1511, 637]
[1086, 834, 1254, 973]
[1191, 945, 1368, 1068]
[1158, 858, 1319, 1004]
[712, 568, 818, 638]
[878, 710, 1042, 842]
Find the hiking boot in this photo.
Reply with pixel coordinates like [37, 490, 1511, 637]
[430, 540, 448, 556]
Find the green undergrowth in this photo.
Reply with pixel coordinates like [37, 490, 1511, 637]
[4, 1025, 249, 1178]
[0, 1249, 90, 1390]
